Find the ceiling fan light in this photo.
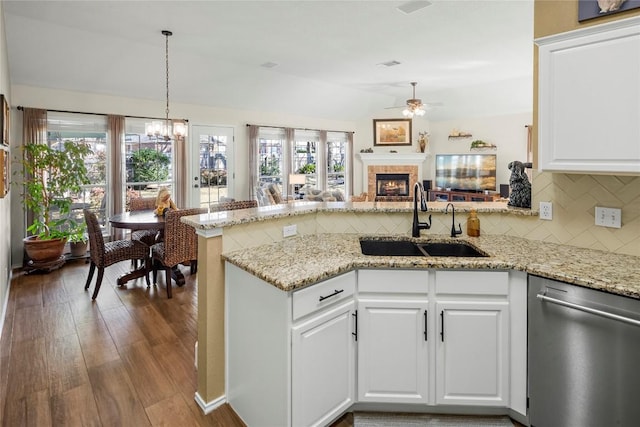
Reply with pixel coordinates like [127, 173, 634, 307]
[402, 108, 412, 117]
[415, 108, 426, 117]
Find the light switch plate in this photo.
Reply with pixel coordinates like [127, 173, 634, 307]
[595, 207, 622, 228]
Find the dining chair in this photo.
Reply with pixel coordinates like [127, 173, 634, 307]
[151, 207, 205, 298]
[129, 196, 159, 246]
[83, 209, 150, 300]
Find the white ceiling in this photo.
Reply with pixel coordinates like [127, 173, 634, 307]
[2, 0, 534, 121]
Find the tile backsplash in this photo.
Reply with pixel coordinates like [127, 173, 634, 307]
[222, 173, 639, 257]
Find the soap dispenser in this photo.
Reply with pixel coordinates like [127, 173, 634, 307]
[467, 208, 480, 237]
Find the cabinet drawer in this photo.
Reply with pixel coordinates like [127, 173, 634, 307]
[359, 269, 428, 294]
[293, 271, 355, 320]
[436, 270, 508, 295]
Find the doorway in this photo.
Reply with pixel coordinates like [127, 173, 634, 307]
[190, 125, 234, 210]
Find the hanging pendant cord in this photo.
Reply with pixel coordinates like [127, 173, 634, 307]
[162, 30, 172, 141]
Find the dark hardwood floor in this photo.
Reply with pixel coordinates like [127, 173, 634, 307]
[0, 258, 245, 426]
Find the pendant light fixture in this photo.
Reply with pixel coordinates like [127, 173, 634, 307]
[146, 30, 187, 141]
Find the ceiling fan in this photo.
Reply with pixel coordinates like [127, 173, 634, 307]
[386, 82, 441, 117]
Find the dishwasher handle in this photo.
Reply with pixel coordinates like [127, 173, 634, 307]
[537, 293, 640, 327]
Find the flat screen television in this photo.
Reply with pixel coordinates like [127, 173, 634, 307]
[435, 154, 497, 192]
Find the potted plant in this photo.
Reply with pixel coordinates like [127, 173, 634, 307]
[17, 140, 93, 266]
[67, 219, 88, 257]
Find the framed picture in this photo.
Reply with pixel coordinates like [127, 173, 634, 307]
[579, 0, 640, 22]
[0, 149, 8, 197]
[373, 119, 412, 146]
[1, 94, 8, 146]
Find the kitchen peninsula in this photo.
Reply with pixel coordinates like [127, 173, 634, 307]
[181, 200, 640, 423]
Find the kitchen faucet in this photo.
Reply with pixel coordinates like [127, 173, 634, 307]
[412, 182, 431, 237]
[445, 203, 463, 237]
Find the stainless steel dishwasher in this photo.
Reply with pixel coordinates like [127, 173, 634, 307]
[528, 275, 640, 427]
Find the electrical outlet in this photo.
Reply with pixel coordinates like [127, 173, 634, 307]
[539, 202, 553, 220]
[283, 224, 297, 237]
[595, 207, 622, 228]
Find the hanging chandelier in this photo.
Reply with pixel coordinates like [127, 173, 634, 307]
[146, 30, 187, 141]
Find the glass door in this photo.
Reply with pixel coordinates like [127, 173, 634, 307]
[190, 125, 234, 210]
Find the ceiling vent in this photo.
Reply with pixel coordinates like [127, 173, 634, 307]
[397, 1, 431, 15]
[379, 60, 402, 67]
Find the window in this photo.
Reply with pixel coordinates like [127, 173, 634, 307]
[124, 118, 174, 209]
[293, 130, 319, 188]
[254, 126, 351, 198]
[47, 112, 108, 225]
[326, 132, 348, 194]
[258, 127, 285, 190]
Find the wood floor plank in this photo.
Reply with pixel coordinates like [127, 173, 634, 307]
[46, 333, 90, 396]
[87, 359, 151, 427]
[67, 292, 103, 326]
[151, 339, 197, 400]
[3, 388, 52, 427]
[13, 275, 43, 309]
[42, 302, 76, 339]
[11, 305, 44, 343]
[100, 305, 146, 350]
[145, 393, 201, 427]
[119, 340, 177, 408]
[130, 304, 179, 346]
[76, 318, 120, 369]
[42, 277, 69, 305]
[5, 337, 48, 399]
[50, 383, 102, 427]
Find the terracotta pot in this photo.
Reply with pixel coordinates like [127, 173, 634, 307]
[23, 235, 67, 262]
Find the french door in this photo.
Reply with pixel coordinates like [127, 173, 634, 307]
[190, 125, 234, 210]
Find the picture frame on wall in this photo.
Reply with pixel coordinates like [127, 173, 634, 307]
[578, 0, 640, 22]
[0, 149, 8, 198]
[373, 118, 412, 146]
[1, 94, 8, 147]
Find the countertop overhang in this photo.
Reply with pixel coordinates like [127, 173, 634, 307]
[222, 233, 640, 299]
[182, 200, 536, 231]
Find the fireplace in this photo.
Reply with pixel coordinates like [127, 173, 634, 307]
[376, 173, 410, 197]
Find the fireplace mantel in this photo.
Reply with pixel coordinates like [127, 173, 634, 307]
[357, 152, 430, 198]
[357, 152, 429, 164]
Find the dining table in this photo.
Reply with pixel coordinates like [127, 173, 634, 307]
[109, 209, 186, 287]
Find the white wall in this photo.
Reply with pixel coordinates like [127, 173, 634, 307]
[349, 112, 531, 194]
[0, 1, 13, 339]
[426, 113, 532, 189]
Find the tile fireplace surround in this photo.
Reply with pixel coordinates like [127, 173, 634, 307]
[357, 152, 428, 198]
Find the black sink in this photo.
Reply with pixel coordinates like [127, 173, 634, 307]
[417, 242, 488, 257]
[359, 239, 424, 256]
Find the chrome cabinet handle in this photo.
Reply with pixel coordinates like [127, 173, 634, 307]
[537, 293, 640, 327]
[318, 288, 344, 302]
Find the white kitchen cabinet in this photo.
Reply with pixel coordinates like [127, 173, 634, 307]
[226, 263, 356, 427]
[435, 301, 509, 406]
[537, 16, 640, 174]
[434, 271, 510, 407]
[357, 270, 429, 404]
[292, 300, 355, 427]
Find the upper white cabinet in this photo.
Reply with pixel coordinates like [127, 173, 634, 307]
[537, 16, 640, 174]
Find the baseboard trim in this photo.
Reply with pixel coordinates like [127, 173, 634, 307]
[194, 392, 226, 415]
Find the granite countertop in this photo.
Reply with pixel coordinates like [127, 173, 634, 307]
[182, 200, 536, 230]
[222, 233, 640, 299]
